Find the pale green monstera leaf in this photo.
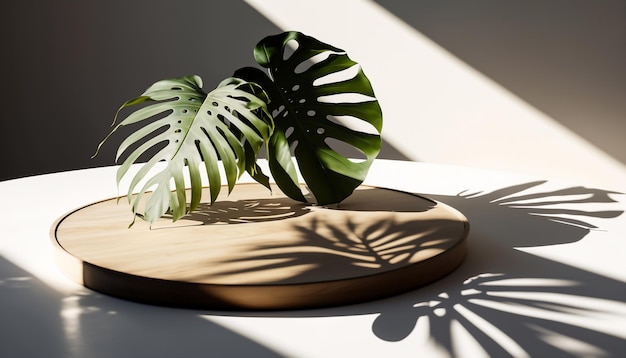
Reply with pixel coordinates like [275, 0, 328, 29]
[97, 31, 382, 225]
[236, 31, 383, 205]
[95, 75, 273, 226]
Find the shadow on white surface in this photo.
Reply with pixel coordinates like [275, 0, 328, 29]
[3, 179, 624, 357]
[367, 183, 625, 356]
[218, 181, 625, 357]
[373, 183, 623, 356]
[0, 257, 282, 358]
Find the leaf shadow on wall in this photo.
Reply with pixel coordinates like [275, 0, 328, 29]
[230, 181, 625, 357]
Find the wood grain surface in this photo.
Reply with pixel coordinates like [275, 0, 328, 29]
[51, 184, 469, 310]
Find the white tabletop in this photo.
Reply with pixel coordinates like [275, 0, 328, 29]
[1, 160, 624, 357]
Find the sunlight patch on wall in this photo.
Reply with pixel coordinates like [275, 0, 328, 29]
[245, 0, 626, 192]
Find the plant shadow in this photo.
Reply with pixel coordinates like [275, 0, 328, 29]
[164, 197, 312, 226]
[216, 181, 625, 357]
[204, 215, 458, 285]
[159, 185, 436, 227]
[182, 186, 447, 286]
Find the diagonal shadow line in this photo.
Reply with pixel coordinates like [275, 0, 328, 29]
[372, 0, 626, 165]
[0, 255, 284, 357]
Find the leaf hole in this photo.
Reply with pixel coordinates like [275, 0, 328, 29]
[214, 127, 239, 157]
[283, 39, 299, 61]
[307, 110, 316, 117]
[285, 126, 294, 138]
[272, 105, 286, 118]
[316, 128, 325, 135]
[207, 110, 212, 116]
[324, 137, 367, 162]
[318, 93, 375, 104]
[294, 51, 336, 74]
[299, 99, 306, 103]
[292, 84, 300, 91]
[313, 64, 360, 87]
[116, 125, 169, 163]
[289, 139, 299, 154]
[326, 115, 380, 135]
[182, 109, 188, 114]
[282, 111, 289, 118]
[212, 102, 218, 106]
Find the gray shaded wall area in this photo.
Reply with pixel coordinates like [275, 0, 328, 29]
[1, 1, 280, 180]
[3, 1, 622, 180]
[0, 1, 409, 181]
[375, 0, 626, 164]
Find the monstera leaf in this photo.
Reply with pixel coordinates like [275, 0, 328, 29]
[95, 75, 273, 226]
[97, 31, 382, 225]
[235, 31, 383, 205]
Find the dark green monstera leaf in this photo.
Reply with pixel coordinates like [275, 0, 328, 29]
[94, 75, 273, 226]
[236, 31, 383, 205]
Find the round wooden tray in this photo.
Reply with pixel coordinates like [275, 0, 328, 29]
[51, 184, 469, 310]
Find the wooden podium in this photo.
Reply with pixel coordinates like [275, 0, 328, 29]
[51, 184, 468, 310]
